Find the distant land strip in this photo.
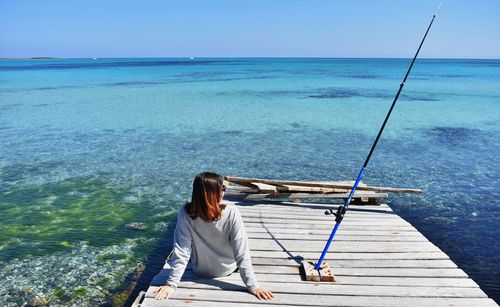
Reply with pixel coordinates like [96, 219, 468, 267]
[0, 57, 63, 60]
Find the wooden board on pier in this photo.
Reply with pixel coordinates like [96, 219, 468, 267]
[137, 200, 498, 307]
[222, 176, 422, 204]
[225, 176, 423, 194]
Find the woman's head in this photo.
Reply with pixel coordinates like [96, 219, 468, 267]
[185, 172, 225, 221]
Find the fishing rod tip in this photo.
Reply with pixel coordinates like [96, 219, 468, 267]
[435, 0, 444, 15]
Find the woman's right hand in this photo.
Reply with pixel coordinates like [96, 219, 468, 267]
[252, 287, 274, 300]
[154, 285, 175, 300]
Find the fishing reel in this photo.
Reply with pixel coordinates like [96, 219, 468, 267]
[325, 205, 347, 223]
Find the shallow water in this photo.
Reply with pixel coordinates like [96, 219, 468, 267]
[0, 58, 499, 305]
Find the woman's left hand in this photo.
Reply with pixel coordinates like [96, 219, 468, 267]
[252, 287, 274, 300]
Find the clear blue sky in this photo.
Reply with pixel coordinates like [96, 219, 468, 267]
[1, 0, 499, 59]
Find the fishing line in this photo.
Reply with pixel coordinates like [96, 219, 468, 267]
[315, 0, 444, 271]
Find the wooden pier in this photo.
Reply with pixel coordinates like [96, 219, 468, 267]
[136, 198, 497, 306]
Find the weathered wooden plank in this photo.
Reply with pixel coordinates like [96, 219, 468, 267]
[160, 265, 467, 278]
[240, 266, 468, 277]
[142, 297, 499, 307]
[241, 213, 399, 221]
[143, 289, 497, 307]
[246, 232, 428, 241]
[251, 258, 457, 268]
[248, 229, 418, 237]
[157, 264, 467, 278]
[238, 206, 394, 214]
[244, 225, 416, 233]
[243, 216, 401, 223]
[170, 281, 486, 298]
[275, 184, 349, 193]
[288, 192, 388, 199]
[239, 211, 401, 221]
[245, 226, 417, 234]
[246, 228, 422, 235]
[225, 176, 423, 194]
[243, 221, 414, 229]
[250, 182, 279, 194]
[239, 211, 399, 219]
[247, 229, 422, 236]
[157, 270, 480, 288]
[238, 206, 395, 215]
[142, 299, 298, 307]
[247, 240, 443, 253]
[238, 209, 398, 217]
[238, 210, 396, 218]
[240, 208, 396, 217]
[249, 250, 449, 260]
[242, 215, 409, 223]
[243, 217, 412, 225]
[242, 192, 389, 201]
[232, 202, 394, 212]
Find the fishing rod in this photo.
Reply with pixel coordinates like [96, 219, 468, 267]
[315, 1, 443, 271]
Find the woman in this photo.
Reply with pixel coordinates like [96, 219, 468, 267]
[154, 172, 274, 300]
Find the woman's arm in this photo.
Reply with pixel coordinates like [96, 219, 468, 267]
[156, 208, 192, 299]
[229, 207, 274, 300]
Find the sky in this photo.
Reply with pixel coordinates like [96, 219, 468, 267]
[0, 0, 499, 59]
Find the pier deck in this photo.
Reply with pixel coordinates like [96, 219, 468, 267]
[137, 199, 497, 306]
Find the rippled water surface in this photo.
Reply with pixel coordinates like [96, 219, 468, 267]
[0, 58, 499, 305]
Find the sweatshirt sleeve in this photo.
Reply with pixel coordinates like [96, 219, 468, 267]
[165, 208, 192, 289]
[229, 207, 259, 293]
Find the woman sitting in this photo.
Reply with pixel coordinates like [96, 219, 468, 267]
[154, 172, 274, 301]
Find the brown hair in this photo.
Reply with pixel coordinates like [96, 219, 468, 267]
[185, 172, 225, 221]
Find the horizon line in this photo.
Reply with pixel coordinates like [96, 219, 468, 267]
[1, 56, 500, 61]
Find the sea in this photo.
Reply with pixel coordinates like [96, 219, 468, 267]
[0, 58, 499, 306]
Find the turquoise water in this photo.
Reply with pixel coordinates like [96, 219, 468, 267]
[0, 58, 499, 305]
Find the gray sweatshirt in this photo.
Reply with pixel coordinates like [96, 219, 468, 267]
[165, 203, 259, 292]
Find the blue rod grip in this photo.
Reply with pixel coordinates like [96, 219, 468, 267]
[314, 167, 366, 271]
[345, 167, 366, 208]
